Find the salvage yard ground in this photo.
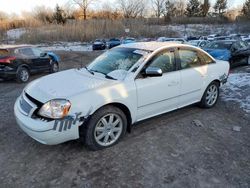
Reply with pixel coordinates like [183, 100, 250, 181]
[0, 51, 249, 187]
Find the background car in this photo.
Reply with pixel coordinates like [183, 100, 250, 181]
[157, 37, 187, 43]
[0, 45, 60, 83]
[107, 38, 121, 49]
[207, 34, 220, 41]
[214, 36, 232, 41]
[92, 39, 106, 50]
[203, 40, 250, 67]
[188, 40, 210, 48]
[121, 37, 136, 44]
[243, 38, 250, 45]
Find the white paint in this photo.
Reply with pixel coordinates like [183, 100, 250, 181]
[14, 42, 230, 145]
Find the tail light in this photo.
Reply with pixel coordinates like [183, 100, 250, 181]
[0, 56, 16, 63]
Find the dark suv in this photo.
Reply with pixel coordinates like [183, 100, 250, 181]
[0, 45, 60, 83]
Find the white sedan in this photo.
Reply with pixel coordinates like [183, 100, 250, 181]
[14, 42, 230, 150]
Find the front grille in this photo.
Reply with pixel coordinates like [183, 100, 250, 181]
[19, 95, 33, 115]
[25, 93, 43, 107]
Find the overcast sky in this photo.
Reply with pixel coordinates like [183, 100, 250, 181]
[0, 0, 246, 15]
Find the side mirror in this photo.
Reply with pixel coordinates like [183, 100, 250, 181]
[144, 67, 162, 77]
[40, 52, 47, 57]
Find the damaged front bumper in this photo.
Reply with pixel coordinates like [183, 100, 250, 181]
[14, 95, 82, 145]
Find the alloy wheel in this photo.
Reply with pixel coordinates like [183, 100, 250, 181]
[94, 113, 123, 147]
[20, 69, 29, 82]
[206, 84, 218, 106]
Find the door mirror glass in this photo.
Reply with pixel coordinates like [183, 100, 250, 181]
[144, 67, 162, 77]
[40, 52, 47, 57]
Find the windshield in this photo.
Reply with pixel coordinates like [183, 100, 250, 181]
[204, 41, 233, 50]
[87, 48, 143, 76]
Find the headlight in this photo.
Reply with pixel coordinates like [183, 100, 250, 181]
[38, 99, 71, 119]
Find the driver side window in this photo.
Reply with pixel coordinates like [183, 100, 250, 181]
[148, 51, 175, 74]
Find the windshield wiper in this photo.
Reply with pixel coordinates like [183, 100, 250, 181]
[105, 75, 117, 80]
[84, 66, 94, 75]
[91, 69, 117, 80]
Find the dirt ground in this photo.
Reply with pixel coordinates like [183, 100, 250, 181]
[0, 51, 249, 188]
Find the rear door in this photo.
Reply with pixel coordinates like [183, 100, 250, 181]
[31, 48, 51, 71]
[135, 49, 181, 121]
[177, 48, 208, 107]
[19, 48, 50, 72]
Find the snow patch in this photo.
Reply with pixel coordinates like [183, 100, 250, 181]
[7, 28, 26, 40]
[221, 73, 250, 113]
[38, 42, 93, 52]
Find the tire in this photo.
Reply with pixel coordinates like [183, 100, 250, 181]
[199, 81, 220, 108]
[81, 105, 127, 151]
[247, 56, 250, 65]
[16, 67, 30, 83]
[50, 61, 59, 73]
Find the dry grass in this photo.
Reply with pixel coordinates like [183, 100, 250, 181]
[17, 19, 179, 43]
[2, 18, 249, 44]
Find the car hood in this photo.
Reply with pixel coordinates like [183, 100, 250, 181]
[203, 48, 231, 61]
[25, 69, 112, 103]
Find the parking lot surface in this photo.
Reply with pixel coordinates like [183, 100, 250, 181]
[0, 51, 249, 188]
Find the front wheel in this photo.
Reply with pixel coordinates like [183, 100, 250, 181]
[81, 106, 127, 151]
[199, 82, 219, 108]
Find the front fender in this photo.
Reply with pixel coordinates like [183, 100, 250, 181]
[69, 82, 137, 124]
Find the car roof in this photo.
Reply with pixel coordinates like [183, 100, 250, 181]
[0, 44, 33, 50]
[119, 42, 196, 51]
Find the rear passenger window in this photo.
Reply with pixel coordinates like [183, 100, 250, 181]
[178, 49, 201, 69]
[199, 53, 215, 65]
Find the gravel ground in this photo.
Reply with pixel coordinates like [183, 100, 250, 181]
[0, 51, 249, 188]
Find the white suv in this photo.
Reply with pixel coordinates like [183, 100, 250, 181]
[14, 42, 229, 150]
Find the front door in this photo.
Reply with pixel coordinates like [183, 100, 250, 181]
[135, 49, 181, 121]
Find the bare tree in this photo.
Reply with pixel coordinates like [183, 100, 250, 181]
[117, 0, 147, 18]
[72, 0, 96, 20]
[163, 0, 176, 20]
[0, 11, 8, 21]
[214, 0, 227, 16]
[152, 0, 166, 18]
[174, 0, 186, 17]
[33, 6, 53, 23]
[200, 0, 210, 17]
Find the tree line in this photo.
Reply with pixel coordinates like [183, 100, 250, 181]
[0, 0, 250, 25]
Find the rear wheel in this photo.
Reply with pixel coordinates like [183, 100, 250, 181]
[199, 82, 219, 108]
[81, 106, 127, 151]
[16, 67, 30, 83]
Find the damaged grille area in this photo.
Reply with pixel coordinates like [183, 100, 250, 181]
[19, 94, 33, 115]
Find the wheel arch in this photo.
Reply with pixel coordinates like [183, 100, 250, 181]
[17, 64, 30, 72]
[211, 79, 221, 87]
[90, 102, 132, 133]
